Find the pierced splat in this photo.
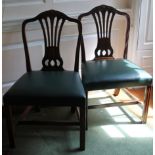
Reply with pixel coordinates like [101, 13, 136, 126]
[42, 46, 63, 71]
[38, 13, 65, 71]
[92, 9, 115, 58]
[22, 10, 81, 72]
[79, 5, 130, 61]
[95, 38, 113, 57]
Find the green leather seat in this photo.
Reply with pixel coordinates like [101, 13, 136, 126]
[82, 59, 152, 90]
[3, 71, 85, 106]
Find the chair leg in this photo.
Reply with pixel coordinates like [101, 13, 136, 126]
[21, 106, 33, 120]
[70, 106, 76, 113]
[85, 91, 88, 130]
[80, 104, 86, 150]
[113, 88, 120, 96]
[5, 104, 15, 148]
[21, 105, 41, 121]
[142, 86, 152, 123]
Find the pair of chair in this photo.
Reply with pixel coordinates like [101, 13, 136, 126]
[3, 5, 152, 151]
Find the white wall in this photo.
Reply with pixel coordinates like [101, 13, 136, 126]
[2, 0, 134, 94]
[133, 0, 153, 75]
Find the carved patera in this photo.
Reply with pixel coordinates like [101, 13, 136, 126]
[42, 46, 63, 71]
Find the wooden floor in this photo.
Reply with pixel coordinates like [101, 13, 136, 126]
[128, 87, 153, 108]
[128, 87, 153, 128]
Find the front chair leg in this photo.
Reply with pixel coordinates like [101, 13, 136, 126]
[85, 91, 88, 130]
[80, 104, 86, 150]
[142, 86, 152, 123]
[5, 104, 15, 148]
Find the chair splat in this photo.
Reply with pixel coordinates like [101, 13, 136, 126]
[38, 14, 65, 71]
[42, 46, 64, 71]
[79, 5, 130, 61]
[92, 8, 115, 58]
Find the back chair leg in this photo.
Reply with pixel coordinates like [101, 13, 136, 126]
[5, 104, 15, 148]
[142, 86, 152, 123]
[21, 106, 33, 120]
[113, 88, 120, 96]
[71, 106, 76, 113]
[80, 104, 86, 150]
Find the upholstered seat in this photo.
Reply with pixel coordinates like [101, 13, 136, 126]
[3, 71, 85, 105]
[82, 59, 152, 90]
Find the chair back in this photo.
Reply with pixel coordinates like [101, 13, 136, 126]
[78, 5, 130, 61]
[22, 10, 82, 72]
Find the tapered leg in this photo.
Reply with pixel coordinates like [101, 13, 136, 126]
[80, 104, 86, 150]
[142, 86, 152, 123]
[70, 106, 76, 113]
[21, 106, 33, 120]
[85, 91, 88, 130]
[113, 88, 120, 96]
[5, 104, 15, 148]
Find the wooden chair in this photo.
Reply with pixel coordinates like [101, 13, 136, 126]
[78, 5, 152, 128]
[3, 10, 86, 150]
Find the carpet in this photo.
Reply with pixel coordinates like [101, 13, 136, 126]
[2, 90, 153, 155]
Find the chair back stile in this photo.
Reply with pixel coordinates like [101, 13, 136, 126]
[22, 10, 82, 72]
[78, 5, 130, 62]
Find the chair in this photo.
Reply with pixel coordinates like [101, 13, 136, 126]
[78, 5, 152, 128]
[3, 10, 86, 150]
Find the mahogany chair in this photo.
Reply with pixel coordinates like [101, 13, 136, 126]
[78, 5, 152, 128]
[3, 10, 86, 150]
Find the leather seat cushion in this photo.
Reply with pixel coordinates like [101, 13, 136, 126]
[82, 59, 152, 90]
[3, 71, 85, 106]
